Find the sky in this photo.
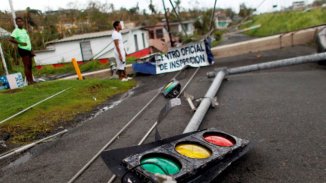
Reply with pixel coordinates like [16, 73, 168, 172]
[0, 0, 315, 13]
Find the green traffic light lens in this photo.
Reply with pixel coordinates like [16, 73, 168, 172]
[141, 154, 181, 175]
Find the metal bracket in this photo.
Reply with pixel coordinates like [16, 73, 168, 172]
[155, 174, 177, 183]
[211, 97, 219, 108]
[184, 92, 197, 111]
[184, 93, 219, 111]
[195, 97, 219, 108]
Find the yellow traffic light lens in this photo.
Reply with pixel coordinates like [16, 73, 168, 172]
[175, 143, 212, 159]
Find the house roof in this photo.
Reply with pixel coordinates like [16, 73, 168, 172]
[47, 27, 145, 45]
[144, 20, 196, 29]
[0, 27, 10, 39]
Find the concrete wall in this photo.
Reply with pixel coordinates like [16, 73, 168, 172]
[35, 29, 149, 66]
[212, 26, 325, 59]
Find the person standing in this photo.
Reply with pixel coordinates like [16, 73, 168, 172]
[9, 17, 35, 85]
[112, 21, 131, 81]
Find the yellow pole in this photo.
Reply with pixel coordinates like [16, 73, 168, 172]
[72, 58, 83, 80]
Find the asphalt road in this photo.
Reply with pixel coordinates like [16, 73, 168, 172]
[0, 42, 325, 183]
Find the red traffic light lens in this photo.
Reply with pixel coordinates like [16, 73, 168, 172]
[204, 133, 235, 147]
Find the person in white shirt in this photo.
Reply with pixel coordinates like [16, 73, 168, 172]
[112, 21, 131, 81]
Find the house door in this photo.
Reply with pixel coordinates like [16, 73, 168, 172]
[134, 34, 139, 51]
[80, 41, 93, 61]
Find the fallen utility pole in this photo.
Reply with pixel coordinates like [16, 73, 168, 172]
[185, 52, 326, 133]
[183, 70, 226, 133]
[228, 52, 326, 75]
[207, 52, 326, 78]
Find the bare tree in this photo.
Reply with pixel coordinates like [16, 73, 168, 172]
[175, 0, 181, 12]
[109, 3, 115, 12]
[149, 0, 157, 14]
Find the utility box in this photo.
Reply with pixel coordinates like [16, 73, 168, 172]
[6, 73, 25, 89]
[0, 75, 9, 90]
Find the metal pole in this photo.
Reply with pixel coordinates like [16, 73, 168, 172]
[8, 0, 17, 28]
[183, 70, 226, 133]
[168, 0, 188, 37]
[207, 53, 326, 78]
[227, 52, 326, 75]
[210, 0, 218, 30]
[0, 43, 9, 75]
[162, 0, 174, 47]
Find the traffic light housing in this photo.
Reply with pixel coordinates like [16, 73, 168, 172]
[162, 80, 181, 98]
[121, 128, 250, 183]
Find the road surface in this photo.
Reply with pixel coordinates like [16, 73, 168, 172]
[0, 42, 325, 183]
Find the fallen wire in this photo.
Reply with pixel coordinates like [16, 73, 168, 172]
[67, 66, 190, 183]
[0, 87, 71, 125]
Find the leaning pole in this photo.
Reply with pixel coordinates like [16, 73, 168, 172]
[184, 52, 326, 133]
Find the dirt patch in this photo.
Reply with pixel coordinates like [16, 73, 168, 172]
[1, 88, 23, 94]
[88, 84, 104, 93]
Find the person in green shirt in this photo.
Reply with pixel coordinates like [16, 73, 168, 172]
[9, 17, 35, 85]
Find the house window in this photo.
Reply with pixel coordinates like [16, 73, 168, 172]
[156, 29, 164, 39]
[142, 33, 146, 49]
[134, 34, 139, 51]
[149, 30, 154, 39]
[80, 41, 93, 61]
[182, 24, 189, 32]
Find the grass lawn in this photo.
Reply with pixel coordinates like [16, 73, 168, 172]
[0, 79, 135, 144]
[6, 58, 138, 78]
[243, 7, 326, 37]
[10, 60, 110, 78]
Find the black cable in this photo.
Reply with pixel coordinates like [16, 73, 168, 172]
[227, 0, 268, 32]
[121, 162, 170, 183]
[168, 0, 188, 37]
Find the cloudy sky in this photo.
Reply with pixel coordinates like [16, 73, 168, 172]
[1, 0, 314, 13]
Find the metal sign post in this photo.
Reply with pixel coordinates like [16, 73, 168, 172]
[8, 0, 17, 28]
[0, 43, 9, 75]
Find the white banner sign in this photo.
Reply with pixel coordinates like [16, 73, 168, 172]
[155, 41, 209, 74]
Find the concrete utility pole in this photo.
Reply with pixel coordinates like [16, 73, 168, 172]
[9, 0, 17, 28]
[210, 0, 218, 30]
[168, 0, 188, 37]
[186, 52, 326, 133]
[162, 0, 174, 47]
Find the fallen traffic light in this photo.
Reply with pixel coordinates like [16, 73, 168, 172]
[162, 80, 181, 98]
[102, 128, 250, 183]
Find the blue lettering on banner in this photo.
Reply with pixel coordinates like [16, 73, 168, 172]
[156, 41, 210, 74]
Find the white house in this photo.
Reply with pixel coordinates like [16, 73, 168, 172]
[145, 20, 196, 52]
[292, 1, 306, 10]
[34, 27, 149, 65]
